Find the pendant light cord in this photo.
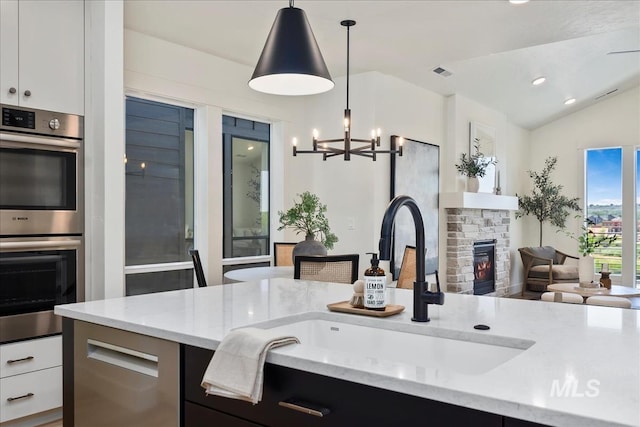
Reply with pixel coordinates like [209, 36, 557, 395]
[289, 0, 294, 7]
[346, 24, 350, 110]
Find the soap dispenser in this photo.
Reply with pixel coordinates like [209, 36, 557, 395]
[364, 252, 386, 311]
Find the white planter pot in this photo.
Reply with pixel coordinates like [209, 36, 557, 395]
[467, 176, 480, 193]
[578, 254, 595, 285]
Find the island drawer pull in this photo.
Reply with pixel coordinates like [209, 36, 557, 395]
[7, 392, 34, 402]
[278, 398, 330, 417]
[7, 356, 34, 364]
[87, 339, 159, 378]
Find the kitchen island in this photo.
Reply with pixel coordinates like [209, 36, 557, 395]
[54, 278, 640, 427]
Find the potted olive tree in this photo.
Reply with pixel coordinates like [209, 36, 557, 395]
[454, 143, 496, 192]
[278, 192, 338, 262]
[516, 157, 580, 246]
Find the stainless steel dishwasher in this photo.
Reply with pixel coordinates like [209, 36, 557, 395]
[73, 321, 179, 427]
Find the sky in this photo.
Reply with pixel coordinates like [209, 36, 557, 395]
[585, 148, 640, 206]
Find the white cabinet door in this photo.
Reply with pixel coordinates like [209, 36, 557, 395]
[0, 335, 62, 379]
[0, 366, 62, 423]
[0, 0, 84, 114]
[0, 0, 20, 105]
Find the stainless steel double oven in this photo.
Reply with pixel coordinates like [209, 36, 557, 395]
[0, 104, 84, 343]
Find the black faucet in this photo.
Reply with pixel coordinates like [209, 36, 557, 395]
[379, 195, 444, 322]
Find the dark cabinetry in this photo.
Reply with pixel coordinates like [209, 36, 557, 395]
[183, 345, 546, 427]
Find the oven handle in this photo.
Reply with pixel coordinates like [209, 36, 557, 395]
[0, 239, 82, 250]
[0, 132, 81, 150]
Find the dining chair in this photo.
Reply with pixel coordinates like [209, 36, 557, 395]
[396, 246, 416, 289]
[273, 242, 297, 266]
[189, 249, 207, 287]
[294, 254, 359, 284]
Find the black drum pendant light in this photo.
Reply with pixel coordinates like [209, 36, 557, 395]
[249, 0, 334, 96]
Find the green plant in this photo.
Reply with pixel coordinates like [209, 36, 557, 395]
[515, 157, 580, 246]
[278, 192, 338, 250]
[454, 142, 496, 178]
[560, 217, 618, 257]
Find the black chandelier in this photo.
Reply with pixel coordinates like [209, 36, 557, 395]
[293, 20, 403, 161]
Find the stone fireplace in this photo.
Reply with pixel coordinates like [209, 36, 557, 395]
[441, 192, 518, 297]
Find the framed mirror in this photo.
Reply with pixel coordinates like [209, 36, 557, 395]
[469, 122, 497, 193]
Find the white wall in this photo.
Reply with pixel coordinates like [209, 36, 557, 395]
[527, 86, 639, 250]
[123, 30, 304, 285]
[288, 72, 446, 277]
[94, 27, 571, 295]
[84, 0, 125, 300]
[444, 94, 529, 293]
[526, 86, 639, 283]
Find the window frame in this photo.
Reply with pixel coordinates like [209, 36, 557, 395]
[123, 94, 202, 289]
[582, 145, 639, 287]
[221, 114, 272, 262]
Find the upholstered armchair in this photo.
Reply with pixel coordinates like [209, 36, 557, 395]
[518, 246, 579, 295]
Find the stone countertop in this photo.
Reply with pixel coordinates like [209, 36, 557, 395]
[54, 279, 640, 427]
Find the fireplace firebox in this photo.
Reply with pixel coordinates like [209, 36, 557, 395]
[473, 240, 496, 295]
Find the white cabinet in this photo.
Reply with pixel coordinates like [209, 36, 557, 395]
[0, 336, 62, 423]
[0, 0, 84, 115]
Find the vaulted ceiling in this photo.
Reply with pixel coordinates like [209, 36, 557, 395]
[124, 0, 640, 129]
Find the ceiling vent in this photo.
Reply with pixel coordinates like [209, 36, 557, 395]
[433, 66, 452, 77]
[594, 88, 618, 100]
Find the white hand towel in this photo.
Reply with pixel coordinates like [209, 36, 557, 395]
[201, 327, 299, 404]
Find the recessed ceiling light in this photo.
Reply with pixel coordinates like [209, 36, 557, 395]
[532, 77, 546, 86]
[564, 98, 576, 105]
[509, 0, 529, 4]
[247, 145, 254, 150]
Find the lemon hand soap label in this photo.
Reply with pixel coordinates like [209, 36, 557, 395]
[364, 252, 386, 311]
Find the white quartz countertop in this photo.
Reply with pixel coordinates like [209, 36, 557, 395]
[55, 279, 640, 427]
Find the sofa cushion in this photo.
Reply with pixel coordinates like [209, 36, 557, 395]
[529, 264, 578, 280]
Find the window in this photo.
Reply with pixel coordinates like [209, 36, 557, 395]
[124, 97, 195, 295]
[222, 116, 270, 259]
[636, 148, 639, 287]
[585, 147, 638, 287]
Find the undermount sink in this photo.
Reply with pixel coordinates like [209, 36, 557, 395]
[255, 312, 534, 376]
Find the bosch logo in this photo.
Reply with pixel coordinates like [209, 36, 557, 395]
[12, 217, 29, 221]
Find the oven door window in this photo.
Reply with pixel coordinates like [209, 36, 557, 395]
[0, 147, 76, 210]
[0, 249, 77, 316]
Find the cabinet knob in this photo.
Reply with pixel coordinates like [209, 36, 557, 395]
[49, 118, 60, 130]
[24, 90, 31, 97]
[8, 87, 17, 94]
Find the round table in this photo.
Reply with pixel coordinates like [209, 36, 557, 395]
[547, 283, 640, 298]
[223, 266, 294, 283]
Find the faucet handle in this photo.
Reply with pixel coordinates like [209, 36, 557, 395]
[434, 270, 442, 293]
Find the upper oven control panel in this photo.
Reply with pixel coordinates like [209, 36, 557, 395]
[1, 104, 83, 139]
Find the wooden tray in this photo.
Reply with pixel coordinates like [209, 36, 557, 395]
[327, 301, 405, 317]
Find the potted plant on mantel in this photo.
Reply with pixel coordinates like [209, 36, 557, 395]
[454, 143, 496, 192]
[278, 192, 338, 263]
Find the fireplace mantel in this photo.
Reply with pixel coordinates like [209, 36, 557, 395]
[440, 192, 518, 211]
